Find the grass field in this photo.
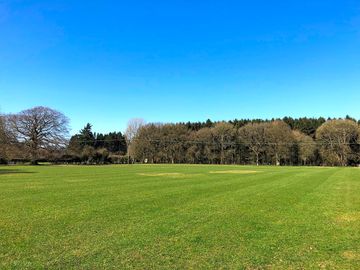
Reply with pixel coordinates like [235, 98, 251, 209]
[0, 165, 359, 269]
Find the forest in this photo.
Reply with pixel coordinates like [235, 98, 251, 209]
[1, 106, 360, 166]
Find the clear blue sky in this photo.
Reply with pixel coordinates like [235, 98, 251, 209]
[1, 1, 360, 134]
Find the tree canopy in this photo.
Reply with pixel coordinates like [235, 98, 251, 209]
[6, 106, 69, 164]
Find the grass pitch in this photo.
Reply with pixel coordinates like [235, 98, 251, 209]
[0, 165, 359, 269]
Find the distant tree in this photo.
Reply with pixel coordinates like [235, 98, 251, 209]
[0, 115, 26, 161]
[238, 123, 268, 166]
[293, 130, 317, 165]
[94, 133, 105, 149]
[7, 106, 69, 164]
[68, 123, 95, 155]
[68, 124, 127, 164]
[67, 134, 83, 156]
[81, 145, 96, 164]
[125, 118, 145, 163]
[132, 124, 161, 163]
[185, 131, 198, 164]
[125, 118, 146, 144]
[104, 132, 127, 154]
[345, 115, 357, 122]
[93, 148, 110, 164]
[185, 127, 215, 164]
[79, 123, 96, 147]
[212, 122, 236, 164]
[93, 132, 126, 154]
[205, 119, 213, 128]
[0, 115, 8, 163]
[265, 121, 295, 165]
[283, 117, 326, 138]
[157, 124, 189, 164]
[316, 120, 360, 166]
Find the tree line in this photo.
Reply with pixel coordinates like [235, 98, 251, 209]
[132, 116, 360, 166]
[1, 106, 360, 166]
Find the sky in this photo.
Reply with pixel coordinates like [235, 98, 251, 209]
[1, 0, 360, 134]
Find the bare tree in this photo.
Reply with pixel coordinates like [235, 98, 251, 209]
[293, 130, 316, 165]
[160, 124, 189, 164]
[316, 120, 360, 166]
[189, 127, 215, 164]
[0, 115, 8, 162]
[7, 106, 69, 164]
[212, 122, 236, 164]
[132, 123, 159, 163]
[125, 118, 145, 163]
[265, 121, 295, 166]
[238, 123, 268, 166]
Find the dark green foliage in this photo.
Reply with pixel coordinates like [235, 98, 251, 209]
[283, 117, 326, 137]
[94, 132, 127, 154]
[67, 123, 95, 154]
[67, 124, 127, 164]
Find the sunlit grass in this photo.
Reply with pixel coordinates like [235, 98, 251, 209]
[0, 165, 359, 269]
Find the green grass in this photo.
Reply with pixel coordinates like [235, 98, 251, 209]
[0, 165, 359, 269]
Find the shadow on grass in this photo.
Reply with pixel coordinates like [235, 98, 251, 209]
[0, 169, 36, 175]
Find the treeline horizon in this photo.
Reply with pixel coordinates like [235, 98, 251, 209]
[1, 106, 360, 166]
[131, 116, 360, 167]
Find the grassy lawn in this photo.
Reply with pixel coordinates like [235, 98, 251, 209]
[0, 165, 359, 269]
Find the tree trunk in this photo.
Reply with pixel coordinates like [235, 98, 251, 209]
[275, 153, 280, 166]
[30, 142, 38, 165]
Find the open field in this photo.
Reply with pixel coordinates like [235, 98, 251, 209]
[0, 165, 360, 269]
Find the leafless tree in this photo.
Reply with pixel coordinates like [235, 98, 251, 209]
[0, 115, 8, 162]
[132, 124, 159, 163]
[159, 124, 189, 164]
[185, 127, 215, 164]
[7, 106, 69, 164]
[212, 122, 236, 164]
[238, 123, 268, 166]
[316, 120, 360, 166]
[125, 118, 145, 163]
[265, 121, 295, 165]
[293, 130, 316, 165]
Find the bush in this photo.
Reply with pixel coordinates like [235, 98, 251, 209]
[109, 155, 131, 164]
[0, 157, 8, 164]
